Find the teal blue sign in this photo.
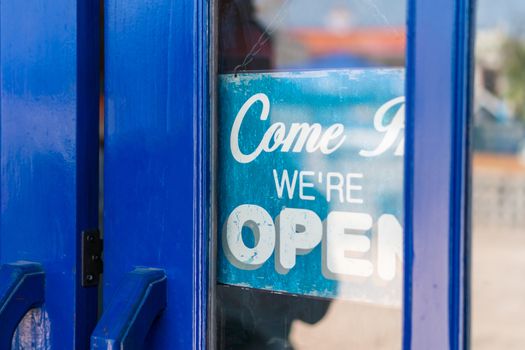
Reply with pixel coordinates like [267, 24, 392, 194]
[218, 69, 404, 306]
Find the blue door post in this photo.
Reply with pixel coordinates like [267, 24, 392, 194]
[0, 1, 100, 348]
[404, 0, 474, 349]
[103, 0, 210, 348]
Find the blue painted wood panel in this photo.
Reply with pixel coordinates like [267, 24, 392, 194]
[404, 0, 474, 349]
[104, 0, 209, 348]
[0, 1, 100, 348]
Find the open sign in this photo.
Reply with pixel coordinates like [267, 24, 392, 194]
[223, 205, 402, 281]
[218, 69, 405, 305]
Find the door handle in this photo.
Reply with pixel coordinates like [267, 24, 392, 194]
[0, 261, 45, 348]
[91, 268, 167, 350]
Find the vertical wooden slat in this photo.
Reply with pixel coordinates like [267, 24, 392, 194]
[0, 1, 100, 348]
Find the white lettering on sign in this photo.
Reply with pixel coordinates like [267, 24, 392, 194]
[223, 205, 403, 281]
[272, 169, 298, 200]
[223, 204, 276, 270]
[230, 93, 346, 164]
[359, 96, 405, 157]
[324, 211, 374, 278]
[377, 214, 403, 281]
[276, 208, 323, 274]
[223, 90, 405, 291]
[272, 169, 364, 204]
[230, 93, 405, 163]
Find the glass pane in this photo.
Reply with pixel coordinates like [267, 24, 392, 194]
[215, 1, 406, 348]
[472, 1, 525, 348]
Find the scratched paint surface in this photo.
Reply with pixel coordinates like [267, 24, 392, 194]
[12, 309, 51, 350]
[218, 69, 404, 305]
[1, 1, 99, 348]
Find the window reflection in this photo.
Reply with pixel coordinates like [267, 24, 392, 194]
[472, 0, 525, 348]
[217, 1, 405, 349]
[219, 0, 405, 73]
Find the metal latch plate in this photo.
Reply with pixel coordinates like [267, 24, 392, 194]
[81, 229, 103, 287]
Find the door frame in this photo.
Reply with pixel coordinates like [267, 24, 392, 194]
[403, 0, 474, 349]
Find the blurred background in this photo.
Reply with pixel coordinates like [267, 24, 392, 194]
[472, 1, 525, 350]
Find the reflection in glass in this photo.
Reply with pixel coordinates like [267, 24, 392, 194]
[216, 1, 406, 349]
[472, 0, 525, 348]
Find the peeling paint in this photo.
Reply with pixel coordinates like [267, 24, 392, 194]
[12, 308, 51, 350]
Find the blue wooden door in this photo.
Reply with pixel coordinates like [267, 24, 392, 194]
[0, 1, 100, 349]
[97, 0, 473, 349]
[96, 0, 209, 348]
